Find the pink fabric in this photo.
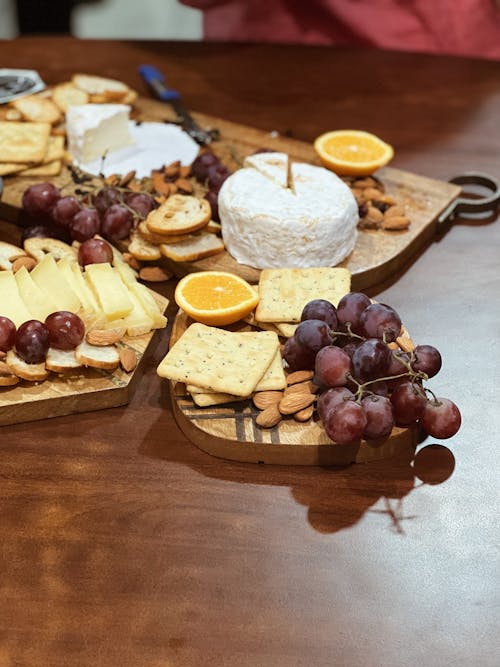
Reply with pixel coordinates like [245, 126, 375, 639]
[181, 0, 500, 59]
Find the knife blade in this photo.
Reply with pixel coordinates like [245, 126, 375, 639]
[138, 64, 218, 145]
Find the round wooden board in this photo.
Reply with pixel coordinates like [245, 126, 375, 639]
[169, 311, 418, 466]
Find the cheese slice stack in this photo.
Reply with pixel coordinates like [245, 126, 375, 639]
[219, 152, 358, 269]
[0, 254, 166, 336]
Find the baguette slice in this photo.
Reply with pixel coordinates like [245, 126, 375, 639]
[72, 74, 130, 101]
[6, 350, 50, 382]
[160, 232, 224, 263]
[45, 348, 83, 373]
[146, 195, 211, 235]
[75, 340, 120, 370]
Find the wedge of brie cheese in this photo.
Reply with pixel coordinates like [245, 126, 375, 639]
[219, 152, 358, 269]
[66, 103, 133, 164]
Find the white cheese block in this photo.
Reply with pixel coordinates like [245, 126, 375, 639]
[219, 154, 358, 269]
[66, 103, 133, 164]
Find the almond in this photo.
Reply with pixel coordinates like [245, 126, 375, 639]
[382, 215, 410, 230]
[179, 164, 192, 178]
[104, 173, 120, 186]
[293, 405, 314, 422]
[353, 177, 378, 189]
[286, 369, 314, 385]
[279, 392, 315, 415]
[119, 170, 136, 187]
[139, 265, 172, 282]
[284, 380, 316, 396]
[175, 178, 194, 194]
[366, 206, 384, 224]
[12, 256, 37, 272]
[253, 390, 283, 410]
[364, 187, 384, 201]
[152, 171, 171, 196]
[123, 252, 142, 271]
[165, 162, 181, 178]
[384, 205, 406, 219]
[256, 404, 282, 428]
[119, 348, 138, 372]
[86, 327, 125, 346]
[396, 328, 415, 353]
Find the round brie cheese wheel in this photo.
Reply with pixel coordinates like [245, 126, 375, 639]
[219, 153, 358, 269]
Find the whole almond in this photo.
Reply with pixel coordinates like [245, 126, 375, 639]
[165, 162, 181, 178]
[253, 390, 283, 410]
[179, 164, 192, 178]
[364, 187, 384, 201]
[286, 369, 314, 385]
[366, 206, 384, 224]
[279, 392, 315, 415]
[382, 215, 410, 230]
[139, 265, 172, 282]
[12, 256, 37, 273]
[353, 177, 378, 189]
[123, 252, 142, 271]
[284, 380, 316, 396]
[256, 404, 282, 428]
[119, 348, 138, 373]
[86, 327, 125, 346]
[104, 173, 120, 186]
[384, 205, 406, 219]
[152, 171, 171, 196]
[175, 178, 194, 194]
[293, 405, 314, 422]
[119, 170, 136, 187]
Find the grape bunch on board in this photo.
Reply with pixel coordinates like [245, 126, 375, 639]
[283, 294, 461, 446]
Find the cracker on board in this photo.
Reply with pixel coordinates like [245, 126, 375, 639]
[19, 159, 62, 177]
[0, 121, 51, 163]
[157, 323, 280, 397]
[11, 94, 61, 125]
[191, 391, 247, 407]
[52, 82, 90, 112]
[255, 267, 351, 323]
[274, 322, 298, 338]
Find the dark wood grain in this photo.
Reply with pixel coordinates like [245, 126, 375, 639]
[0, 38, 499, 667]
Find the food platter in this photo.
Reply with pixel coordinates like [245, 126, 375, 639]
[168, 310, 419, 466]
[0, 97, 462, 292]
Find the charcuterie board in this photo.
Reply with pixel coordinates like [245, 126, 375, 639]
[0, 98, 462, 291]
[0, 291, 168, 427]
[168, 310, 419, 466]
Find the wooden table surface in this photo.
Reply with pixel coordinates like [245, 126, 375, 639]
[1, 37, 499, 667]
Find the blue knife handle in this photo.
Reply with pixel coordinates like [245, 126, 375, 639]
[138, 64, 181, 102]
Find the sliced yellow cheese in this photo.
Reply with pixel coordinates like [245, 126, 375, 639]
[14, 266, 58, 322]
[57, 257, 100, 322]
[0, 270, 34, 327]
[120, 289, 155, 336]
[85, 262, 133, 321]
[30, 254, 81, 313]
[114, 262, 167, 329]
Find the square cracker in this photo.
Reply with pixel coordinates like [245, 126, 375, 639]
[157, 323, 279, 397]
[20, 160, 62, 177]
[255, 267, 351, 323]
[0, 121, 51, 163]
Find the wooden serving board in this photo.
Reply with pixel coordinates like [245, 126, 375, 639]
[0, 292, 168, 427]
[169, 311, 419, 466]
[0, 98, 461, 291]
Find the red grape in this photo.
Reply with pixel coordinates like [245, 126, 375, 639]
[204, 189, 219, 221]
[124, 192, 156, 218]
[352, 338, 391, 382]
[0, 316, 16, 352]
[101, 204, 134, 242]
[323, 400, 367, 445]
[21, 224, 68, 243]
[92, 187, 121, 214]
[421, 398, 461, 439]
[336, 292, 371, 332]
[359, 303, 402, 343]
[15, 320, 50, 364]
[361, 395, 394, 440]
[387, 349, 410, 377]
[51, 196, 82, 228]
[207, 164, 231, 191]
[412, 344, 442, 378]
[45, 311, 85, 350]
[390, 381, 426, 426]
[282, 336, 316, 372]
[301, 299, 338, 329]
[78, 238, 114, 266]
[295, 319, 332, 354]
[192, 152, 220, 182]
[317, 386, 354, 423]
[22, 182, 61, 216]
[314, 345, 351, 387]
[70, 208, 101, 242]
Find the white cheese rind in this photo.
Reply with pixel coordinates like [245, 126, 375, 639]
[219, 158, 358, 269]
[66, 103, 133, 164]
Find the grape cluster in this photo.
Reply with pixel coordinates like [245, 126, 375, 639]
[191, 152, 231, 222]
[21, 180, 157, 246]
[0, 311, 85, 364]
[283, 294, 461, 445]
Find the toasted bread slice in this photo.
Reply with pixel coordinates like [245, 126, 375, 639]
[6, 350, 50, 382]
[128, 231, 162, 261]
[24, 237, 77, 262]
[146, 195, 211, 236]
[75, 340, 120, 370]
[0, 360, 21, 386]
[137, 220, 191, 246]
[45, 348, 83, 373]
[160, 232, 225, 262]
[11, 94, 62, 125]
[0, 241, 27, 270]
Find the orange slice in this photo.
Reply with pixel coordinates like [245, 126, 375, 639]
[174, 271, 259, 326]
[314, 130, 394, 176]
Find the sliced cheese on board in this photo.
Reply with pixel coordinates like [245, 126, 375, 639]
[114, 262, 167, 329]
[14, 265, 58, 322]
[57, 257, 101, 323]
[0, 270, 34, 327]
[30, 254, 81, 313]
[85, 262, 133, 320]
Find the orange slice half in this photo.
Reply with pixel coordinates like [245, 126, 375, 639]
[314, 129, 394, 176]
[174, 271, 259, 326]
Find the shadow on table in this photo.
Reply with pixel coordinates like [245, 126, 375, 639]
[140, 390, 456, 535]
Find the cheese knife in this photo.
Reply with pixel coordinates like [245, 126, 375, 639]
[138, 64, 219, 145]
